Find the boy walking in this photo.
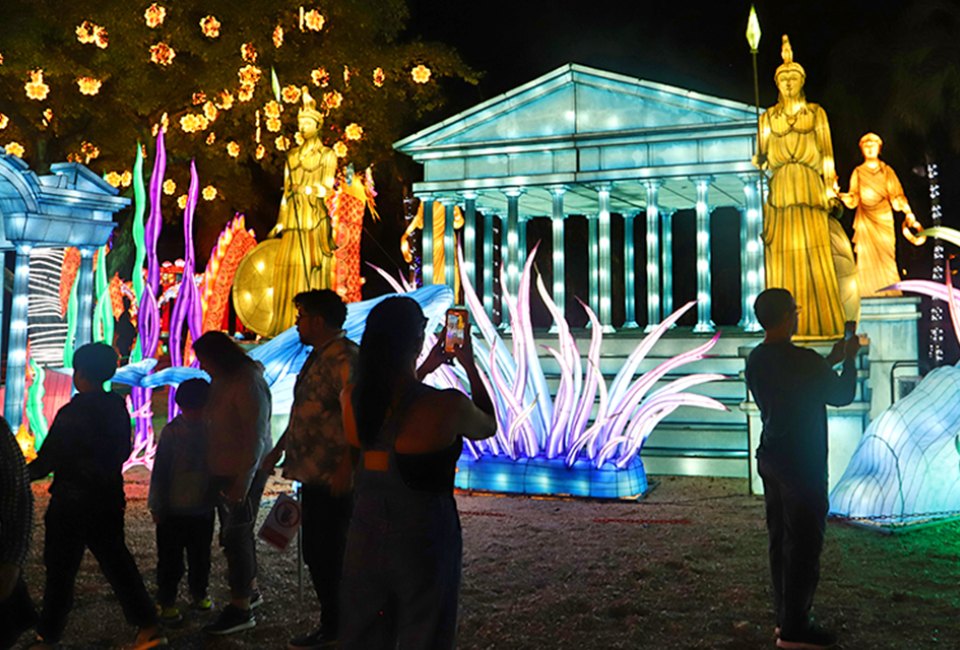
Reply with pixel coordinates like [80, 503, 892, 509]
[28, 343, 163, 649]
[149, 378, 216, 624]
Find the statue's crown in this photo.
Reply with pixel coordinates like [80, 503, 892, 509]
[774, 35, 806, 81]
[298, 86, 323, 123]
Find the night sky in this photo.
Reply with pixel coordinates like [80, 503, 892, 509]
[333, 0, 959, 349]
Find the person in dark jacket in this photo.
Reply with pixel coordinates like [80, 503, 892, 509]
[149, 378, 215, 624]
[0, 417, 37, 649]
[27, 343, 163, 650]
[745, 289, 859, 650]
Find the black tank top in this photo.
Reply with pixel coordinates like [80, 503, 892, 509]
[395, 436, 462, 493]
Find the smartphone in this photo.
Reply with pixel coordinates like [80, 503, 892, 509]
[444, 308, 469, 355]
[844, 320, 856, 341]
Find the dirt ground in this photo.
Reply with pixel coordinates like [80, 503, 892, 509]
[14, 470, 960, 649]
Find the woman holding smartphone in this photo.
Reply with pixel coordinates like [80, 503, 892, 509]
[339, 297, 496, 650]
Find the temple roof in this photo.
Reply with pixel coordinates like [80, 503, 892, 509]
[396, 64, 760, 215]
[0, 152, 128, 249]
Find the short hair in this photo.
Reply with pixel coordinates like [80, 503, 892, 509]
[294, 289, 347, 328]
[193, 331, 254, 374]
[175, 378, 210, 411]
[73, 343, 118, 383]
[754, 288, 795, 330]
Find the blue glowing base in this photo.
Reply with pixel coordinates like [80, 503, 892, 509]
[455, 454, 649, 500]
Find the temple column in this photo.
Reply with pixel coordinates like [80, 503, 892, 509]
[587, 213, 599, 322]
[76, 247, 96, 348]
[440, 197, 457, 288]
[462, 192, 478, 295]
[518, 216, 528, 278]
[738, 175, 764, 331]
[482, 209, 495, 320]
[4, 245, 31, 431]
[623, 209, 639, 329]
[550, 187, 567, 329]
[504, 189, 523, 299]
[644, 180, 664, 331]
[693, 177, 715, 333]
[661, 210, 675, 319]
[597, 186, 614, 332]
[420, 195, 435, 286]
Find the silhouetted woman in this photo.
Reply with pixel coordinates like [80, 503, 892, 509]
[339, 297, 496, 649]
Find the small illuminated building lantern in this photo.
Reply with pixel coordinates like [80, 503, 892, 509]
[0, 150, 128, 432]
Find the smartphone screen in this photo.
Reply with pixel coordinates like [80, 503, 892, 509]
[444, 308, 467, 354]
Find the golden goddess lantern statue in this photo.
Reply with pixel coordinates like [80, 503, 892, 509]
[233, 87, 339, 337]
[755, 35, 859, 339]
[839, 133, 925, 297]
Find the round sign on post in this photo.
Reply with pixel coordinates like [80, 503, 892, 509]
[258, 492, 302, 550]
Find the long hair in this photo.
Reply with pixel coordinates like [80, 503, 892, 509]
[193, 331, 257, 375]
[354, 297, 426, 447]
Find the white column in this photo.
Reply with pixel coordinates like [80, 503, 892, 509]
[588, 213, 599, 322]
[440, 198, 457, 288]
[739, 175, 764, 331]
[597, 186, 614, 333]
[644, 180, 663, 331]
[462, 192, 478, 295]
[623, 210, 639, 329]
[661, 210, 675, 320]
[504, 189, 523, 298]
[4, 245, 31, 432]
[482, 208, 495, 320]
[76, 247, 96, 348]
[420, 195, 434, 286]
[692, 177, 715, 333]
[551, 187, 566, 329]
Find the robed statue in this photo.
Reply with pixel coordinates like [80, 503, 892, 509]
[755, 35, 859, 339]
[268, 87, 339, 333]
[839, 133, 924, 297]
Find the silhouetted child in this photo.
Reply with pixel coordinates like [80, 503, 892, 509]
[149, 378, 216, 624]
[28, 343, 163, 650]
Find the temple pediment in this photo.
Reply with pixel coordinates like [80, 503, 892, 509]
[396, 63, 756, 152]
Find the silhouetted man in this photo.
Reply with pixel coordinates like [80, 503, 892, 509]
[745, 288, 859, 650]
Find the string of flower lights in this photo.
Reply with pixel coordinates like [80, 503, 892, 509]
[0, 2, 446, 206]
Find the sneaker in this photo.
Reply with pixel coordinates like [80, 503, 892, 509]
[288, 627, 338, 650]
[121, 629, 169, 649]
[249, 589, 264, 610]
[157, 605, 183, 625]
[203, 605, 256, 636]
[192, 595, 214, 611]
[776, 624, 837, 649]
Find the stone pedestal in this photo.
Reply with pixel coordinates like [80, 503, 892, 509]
[859, 296, 921, 420]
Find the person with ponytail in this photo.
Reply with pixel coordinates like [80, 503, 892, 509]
[338, 297, 496, 650]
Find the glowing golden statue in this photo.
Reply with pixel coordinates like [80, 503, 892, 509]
[269, 87, 338, 333]
[756, 35, 857, 339]
[839, 133, 924, 297]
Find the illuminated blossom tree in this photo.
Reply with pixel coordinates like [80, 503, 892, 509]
[0, 1, 477, 247]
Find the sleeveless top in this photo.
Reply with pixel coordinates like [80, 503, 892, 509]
[360, 385, 462, 495]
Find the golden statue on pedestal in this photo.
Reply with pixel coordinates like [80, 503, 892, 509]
[756, 35, 858, 339]
[839, 133, 924, 297]
[233, 87, 339, 337]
